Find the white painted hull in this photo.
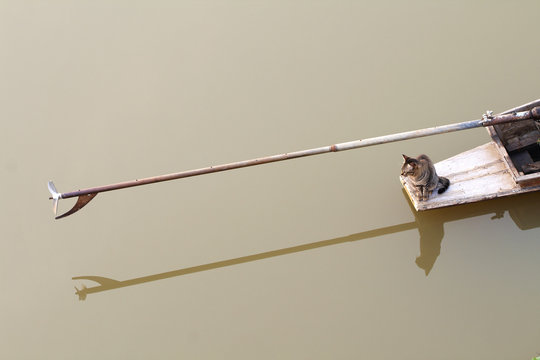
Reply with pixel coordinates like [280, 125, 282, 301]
[401, 142, 540, 211]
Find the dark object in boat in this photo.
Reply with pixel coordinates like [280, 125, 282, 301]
[490, 108, 540, 183]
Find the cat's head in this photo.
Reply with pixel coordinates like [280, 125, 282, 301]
[401, 154, 419, 177]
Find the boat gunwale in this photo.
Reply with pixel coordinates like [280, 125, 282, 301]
[402, 98, 540, 211]
[487, 100, 540, 186]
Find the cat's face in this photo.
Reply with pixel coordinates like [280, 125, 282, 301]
[401, 154, 418, 177]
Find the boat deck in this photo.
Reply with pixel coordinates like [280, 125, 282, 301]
[401, 142, 540, 211]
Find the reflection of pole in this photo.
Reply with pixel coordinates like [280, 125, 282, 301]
[73, 221, 418, 300]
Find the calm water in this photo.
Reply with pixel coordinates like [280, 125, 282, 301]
[1, 1, 539, 359]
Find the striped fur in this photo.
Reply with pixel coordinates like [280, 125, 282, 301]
[401, 154, 450, 201]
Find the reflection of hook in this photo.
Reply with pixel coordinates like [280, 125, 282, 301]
[72, 276, 122, 287]
[74, 285, 88, 301]
[72, 276, 122, 300]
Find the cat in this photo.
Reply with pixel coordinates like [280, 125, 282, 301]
[401, 154, 450, 201]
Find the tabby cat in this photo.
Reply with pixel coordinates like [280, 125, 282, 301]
[401, 154, 450, 201]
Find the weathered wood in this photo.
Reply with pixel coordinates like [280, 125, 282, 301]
[486, 99, 540, 185]
[401, 100, 540, 210]
[486, 125, 519, 180]
[523, 161, 540, 174]
[401, 142, 540, 211]
[494, 121, 540, 152]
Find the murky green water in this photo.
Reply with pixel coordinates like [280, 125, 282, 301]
[1, 1, 539, 359]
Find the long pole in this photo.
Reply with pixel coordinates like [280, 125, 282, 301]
[48, 103, 540, 219]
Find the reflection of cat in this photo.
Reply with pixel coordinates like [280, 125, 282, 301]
[401, 154, 450, 201]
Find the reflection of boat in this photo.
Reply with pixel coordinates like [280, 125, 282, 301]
[402, 100, 540, 211]
[72, 191, 540, 300]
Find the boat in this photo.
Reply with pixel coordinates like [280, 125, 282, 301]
[401, 100, 540, 211]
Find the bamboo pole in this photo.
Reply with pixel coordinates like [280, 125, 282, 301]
[48, 102, 540, 219]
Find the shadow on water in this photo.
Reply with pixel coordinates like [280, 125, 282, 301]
[408, 190, 540, 276]
[73, 191, 540, 300]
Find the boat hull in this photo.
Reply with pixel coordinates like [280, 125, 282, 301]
[401, 142, 540, 211]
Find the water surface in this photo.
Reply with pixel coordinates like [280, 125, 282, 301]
[1, 1, 539, 359]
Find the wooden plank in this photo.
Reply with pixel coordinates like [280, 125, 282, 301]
[494, 121, 540, 152]
[487, 100, 540, 184]
[486, 126, 520, 182]
[486, 125, 540, 185]
[401, 142, 540, 211]
[523, 161, 540, 174]
[514, 171, 540, 186]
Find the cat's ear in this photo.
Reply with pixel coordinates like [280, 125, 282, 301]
[402, 154, 409, 160]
